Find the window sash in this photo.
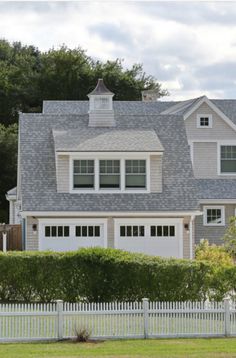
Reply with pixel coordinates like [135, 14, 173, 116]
[220, 146, 236, 173]
[73, 160, 95, 188]
[200, 117, 209, 127]
[99, 160, 120, 189]
[125, 160, 146, 189]
[206, 209, 222, 225]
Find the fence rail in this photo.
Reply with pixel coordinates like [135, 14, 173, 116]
[0, 298, 236, 342]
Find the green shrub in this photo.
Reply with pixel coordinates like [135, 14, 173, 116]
[195, 239, 233, 266]
[0, 248, 234, 303]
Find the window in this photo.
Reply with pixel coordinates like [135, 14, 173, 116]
[150, 225, 175, 237]
[203, 206, 225, 226]
[197, 114, 212, 128]
[120, 225, 145, 237]
[73, 160, 94, 189]
[75, 225, 100, 237]
[220, 146, 236, 173]
[99, 160, 120, 189]
[45, 226, 70, 237]
[94, 97, 110, 110]
[125, 160, 146, 189]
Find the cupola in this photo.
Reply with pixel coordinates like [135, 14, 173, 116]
[88, 79, 115, 127]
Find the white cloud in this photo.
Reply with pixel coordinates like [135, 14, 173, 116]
[0, 1, 236, 99]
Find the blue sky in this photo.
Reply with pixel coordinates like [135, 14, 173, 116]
[1, 1, 236, 100]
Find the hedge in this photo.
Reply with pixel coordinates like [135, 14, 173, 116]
[0, 248, 235, 302]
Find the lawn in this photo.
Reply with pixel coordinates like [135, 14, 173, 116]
[1, 338, 236, 358]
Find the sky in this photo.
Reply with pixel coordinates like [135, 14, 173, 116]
[0, 1, 236, 100]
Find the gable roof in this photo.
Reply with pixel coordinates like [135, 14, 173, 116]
[19, 112, 198, 212]
[53, 128, 164, 152]
[162, 96, 236, 132]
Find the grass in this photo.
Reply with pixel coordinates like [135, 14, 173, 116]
[1, 338, 236, 358]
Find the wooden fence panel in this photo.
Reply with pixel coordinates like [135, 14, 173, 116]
[0, 225, 22, 251]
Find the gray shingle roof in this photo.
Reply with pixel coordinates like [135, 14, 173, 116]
[197, 179, 236, 200]
[43, 100, 173, 115]
[20, 112, 198, 212]
[53, 128, 164, 152]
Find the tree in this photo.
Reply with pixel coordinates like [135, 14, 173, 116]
[0, 123, 18, 222]
[223, 216, 236, 260]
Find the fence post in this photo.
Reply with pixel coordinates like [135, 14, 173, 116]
[224, 298, 231, 337]
[2, 232, 7, 253]
[142, 298, 149, 339]
[56, 300, 63, 340]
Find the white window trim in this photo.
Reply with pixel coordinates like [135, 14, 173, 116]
[196, 114, 212, 128]
[203, 206, 225, 227]
[217, 141, 236, 176]
[69, 153, 152, 194]
[38, 218, 108, 250]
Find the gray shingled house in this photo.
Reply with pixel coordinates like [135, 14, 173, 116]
[7, 79, 236, 257]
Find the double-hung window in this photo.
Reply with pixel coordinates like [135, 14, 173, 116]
[73, 160, 94, 189]
[99, 160, 120, 189]
[220, 146, 236, 174]
[125, 160, 146, 189]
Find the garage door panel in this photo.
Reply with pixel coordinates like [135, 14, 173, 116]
[115, 219, 183, 258]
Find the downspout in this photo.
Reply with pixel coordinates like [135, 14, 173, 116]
[189, 215, 194, 260]
[22, 218, 26, 251]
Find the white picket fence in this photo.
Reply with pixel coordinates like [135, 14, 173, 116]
[0, 298, 236, 342]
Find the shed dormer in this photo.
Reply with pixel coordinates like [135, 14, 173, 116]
[88, 79, 115, 127]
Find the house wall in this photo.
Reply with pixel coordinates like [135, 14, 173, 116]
[193, 142, 218, 178]
[150, 155, 162, 192]
[195, 204, 235, 246]
[57, 155, 70, 192]
[26, 217, 39, 251]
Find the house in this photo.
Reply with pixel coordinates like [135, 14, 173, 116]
[7, 79, 236, 257]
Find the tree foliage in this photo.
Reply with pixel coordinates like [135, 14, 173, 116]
[0, 123, 18, 222]
[223, 216, 236, 259]
[0, 39, 168, 221]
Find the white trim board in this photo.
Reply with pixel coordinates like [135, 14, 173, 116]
[21, 210, 202, 218]
[200, 199, 236, 204]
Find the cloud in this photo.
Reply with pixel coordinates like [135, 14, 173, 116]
[0, 1, 236, 100]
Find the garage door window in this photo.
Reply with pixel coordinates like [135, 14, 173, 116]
[75, 225, 100, 237]
[45, 226, 70, 237]
[120, 225, 145, 237]
[150, 225, 175, 237]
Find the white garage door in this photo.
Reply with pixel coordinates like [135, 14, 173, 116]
[114, 218, 183, 258]
[38, 219, 107, 251]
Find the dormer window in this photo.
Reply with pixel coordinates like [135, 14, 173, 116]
[197, 114, 212, 128]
